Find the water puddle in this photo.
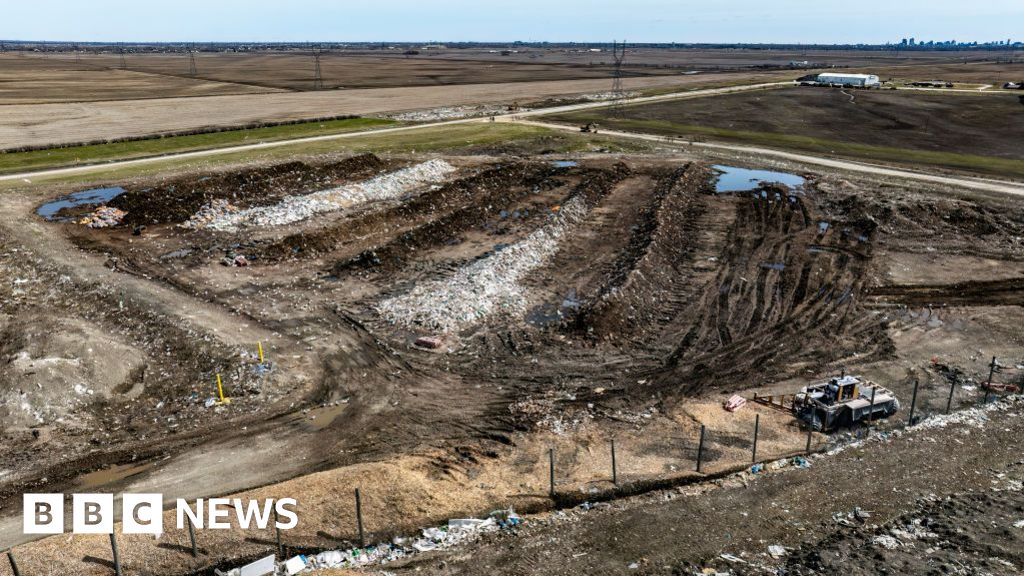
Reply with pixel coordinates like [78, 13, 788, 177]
[527, 289, 581, 327]
[712, 165, 805, 193]
[37, 187, 126, 221]
[74, 461, 154, 490]
[551, 160, 578, 168]
[303, 403, 349, 431]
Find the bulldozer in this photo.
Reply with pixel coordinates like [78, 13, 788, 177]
[794, 375, 899, 431]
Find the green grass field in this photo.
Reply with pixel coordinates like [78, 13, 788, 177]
[0, 117, 396, 175]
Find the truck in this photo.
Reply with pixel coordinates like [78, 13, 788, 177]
[794, 375, 899, 431]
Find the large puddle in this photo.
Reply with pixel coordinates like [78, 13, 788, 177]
[37, 186, 126, 221]
[712, 165, 805, 193]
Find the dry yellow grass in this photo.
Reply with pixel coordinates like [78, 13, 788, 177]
[1, 403, 809, 576]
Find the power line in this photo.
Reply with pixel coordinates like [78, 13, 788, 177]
[187, 44, 197, 76]
[312, 43, 324, 90]
[609, 40, 627, 117]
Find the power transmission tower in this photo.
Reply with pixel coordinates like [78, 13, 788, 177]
[187, 44, 197, 76]
[608, 40, 627, 116]
[118, 44, 126, 70]
[311, 44, 324, 90]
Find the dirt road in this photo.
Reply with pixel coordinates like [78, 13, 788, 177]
[7, 80, 1024, 202]
[512, 119, 1024, 197]
[0, 81, 786, 182]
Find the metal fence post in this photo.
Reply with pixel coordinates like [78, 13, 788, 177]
[868, 386, 877, 424]
[274, 509, 283, 559]
[805, 426, 813, 453]
[985, 356, 997, 403]
[355, 488, 365, 548]
[548, 448, 556, 497]
[6, 550, 21, 576]
[696, 425, 706, 473]
[751, 414, 760, 463]
[908, 379, 919, 426]
[110, 533, 123, 576]
[610, 440, 618, 485]
[187, 517, 198, 558]
[946, 378, 956, 414]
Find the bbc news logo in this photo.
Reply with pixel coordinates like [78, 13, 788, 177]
[24, 494, 298, 535]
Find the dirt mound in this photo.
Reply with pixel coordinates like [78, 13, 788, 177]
[109, 153, 386, 226]
[252, 162, 564, 265]
[652, 183, 890, 393]
[569, 163, 712, 340]
[0, 314, 144, 428]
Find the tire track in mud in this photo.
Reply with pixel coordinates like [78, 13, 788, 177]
[653, 186, 892, 394]
[866, 277, 1024, 307]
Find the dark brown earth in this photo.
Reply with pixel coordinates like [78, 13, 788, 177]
[558, 87, 1024, 160]
[3, 149, 1024, 573]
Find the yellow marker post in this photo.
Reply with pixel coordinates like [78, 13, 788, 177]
[216, 373, 230, 404]
[257, 342, 265, 364]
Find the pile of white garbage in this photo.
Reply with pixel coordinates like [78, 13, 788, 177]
[191, 160, 456, 232]
[182, 199, 240, 229]
[376, 196, 589, 332]
[581, 91, 639, 101]
[216, 511, 520, 576]
[79, 206, 126, 228]
[385, 105, 512, 122]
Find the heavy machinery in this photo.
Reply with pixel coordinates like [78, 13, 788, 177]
[794, 375, 899, 431]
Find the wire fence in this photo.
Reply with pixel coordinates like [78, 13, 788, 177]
[1, 364, 1018, 576]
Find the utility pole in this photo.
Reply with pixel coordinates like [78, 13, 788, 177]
[608, 40, 627, 117]
[311, 43, 324, 90]
[187, 44, 197, 76]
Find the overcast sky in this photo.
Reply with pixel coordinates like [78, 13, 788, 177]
[2, 1, 1021, 44]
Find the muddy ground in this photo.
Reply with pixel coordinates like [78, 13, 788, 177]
[1, 147, 1023, 573]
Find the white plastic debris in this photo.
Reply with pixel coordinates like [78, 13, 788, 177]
[282, 555, 306, 575]
[196, 160, 456, 231]
[768, 544, 787, 558]
[377, 196, 590, 332]
[872, 534, 901, 550]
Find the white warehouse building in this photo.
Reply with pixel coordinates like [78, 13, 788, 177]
[815, 73, 881, 87]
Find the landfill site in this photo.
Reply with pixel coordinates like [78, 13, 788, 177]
[1, 29, 1024, 576]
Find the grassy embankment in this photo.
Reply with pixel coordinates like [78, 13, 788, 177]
[0, 117, 396, 175]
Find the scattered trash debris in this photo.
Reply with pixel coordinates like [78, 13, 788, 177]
[377, 195, 590, 332]
[414, 335, 444, 350]
[767, 544, 787, 558]
[282, 555, 307, 575]
[182, 199, 240, 229]
[872, 534, 901, 550]
[195, 160, 456, 231]
[723, 395, 747, 411]
[79, 206, 127, 228]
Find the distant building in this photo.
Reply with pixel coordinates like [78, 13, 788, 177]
[816, 73, 881, 87]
